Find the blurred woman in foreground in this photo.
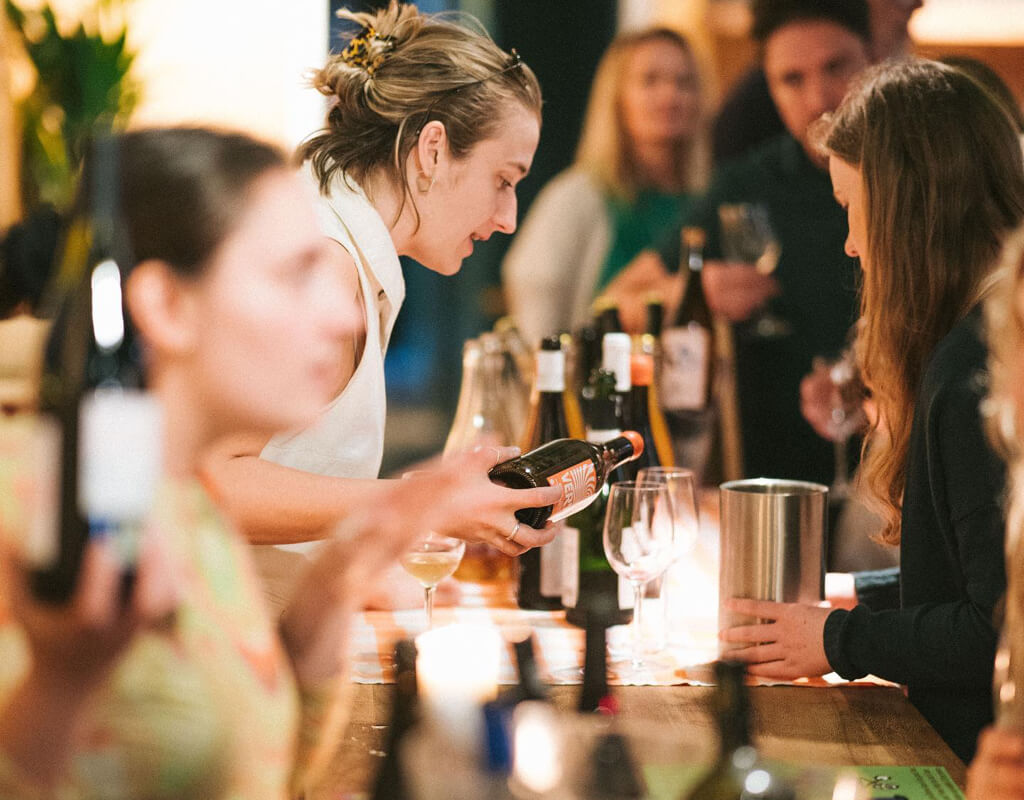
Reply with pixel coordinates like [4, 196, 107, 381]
[0, 127, 486, 798]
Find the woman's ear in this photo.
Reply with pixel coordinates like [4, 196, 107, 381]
[124, 260, 200, 357]
[415, 120, 449, 186]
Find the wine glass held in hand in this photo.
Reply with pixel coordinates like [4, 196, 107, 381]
[717, 202, 790, 339]
[400, 531, 465, 629]
[811, 350, 867, 501]
[602, 481, 675, 679]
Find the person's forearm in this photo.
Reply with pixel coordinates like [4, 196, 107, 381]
[202, 453, 392, 545]
[0, 671, 92, 790]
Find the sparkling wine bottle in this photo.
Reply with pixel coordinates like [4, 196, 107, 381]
[517, 335, 571, 610]
[683, 661, 796, 800]
[30, 134, 162, 604]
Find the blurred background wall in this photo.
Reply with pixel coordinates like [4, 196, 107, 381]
[2, 0, 1022, 470]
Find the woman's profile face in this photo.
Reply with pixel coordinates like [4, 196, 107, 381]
[408, 103, 540, 276]
[829, 156, 868, 266]
[183, 170, 359, 435]
[619, 38, 701, 150]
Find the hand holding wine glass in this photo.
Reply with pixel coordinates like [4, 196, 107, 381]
[717, 202, 790, 338]
[602, 481, 675, 677]
[809, 349, 867, 500]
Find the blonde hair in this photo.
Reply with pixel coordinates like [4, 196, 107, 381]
[574, 27, 708, 199]
[299, 2, 541, 225]
[984, 227, 1024, 725]
[820, 59, 1024, 544]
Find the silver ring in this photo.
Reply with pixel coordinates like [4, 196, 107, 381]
[506, 520, 521, 543]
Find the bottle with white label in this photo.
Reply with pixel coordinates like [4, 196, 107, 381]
[31, 134, 163, 604]
[661, 227, 716, 478]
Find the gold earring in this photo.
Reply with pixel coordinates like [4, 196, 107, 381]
[416, 173, 435, 194]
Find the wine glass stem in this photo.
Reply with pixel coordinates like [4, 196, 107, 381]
[631, 581, 645, 671]
[833, 437, 849, 495]
[424, 585, 436, 629]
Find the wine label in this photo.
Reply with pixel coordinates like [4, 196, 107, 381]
[660, 324, 711, 411]
[545, 461, 598, 523]
[535, 350, 565, 393]
[561, 528, 579, 607]
[540, 536, 563, 598]
[78, 389, 163, 521]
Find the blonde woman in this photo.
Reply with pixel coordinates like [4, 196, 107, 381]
[720, 59, 1024, 762]
[501, 27, 707, 345]
[201, 2, 562, 606]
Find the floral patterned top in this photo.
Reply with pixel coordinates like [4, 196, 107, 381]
[0, 419, 336, 799]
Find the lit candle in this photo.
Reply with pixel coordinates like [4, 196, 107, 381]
[415, 623, 502, 747]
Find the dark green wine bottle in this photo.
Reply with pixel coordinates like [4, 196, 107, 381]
[683, 661, 796, 800]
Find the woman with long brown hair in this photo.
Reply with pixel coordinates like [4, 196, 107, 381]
[720, 59, 1024, 761]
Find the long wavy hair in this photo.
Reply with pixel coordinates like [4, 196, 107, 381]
[298, 2, 541, 228]
[574, 27, 708, 200]
[820, 59, 1024, 544]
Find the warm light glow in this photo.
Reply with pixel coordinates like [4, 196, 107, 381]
[910, 0, 1024, 44]
[512, 702, 562, 794]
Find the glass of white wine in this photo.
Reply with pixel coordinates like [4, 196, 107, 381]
[400, 531, 465, 629]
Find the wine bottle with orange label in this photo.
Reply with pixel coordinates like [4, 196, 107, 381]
[488, 431, 643, 530]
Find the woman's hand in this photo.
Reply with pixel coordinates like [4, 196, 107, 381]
[967, 726, 1024, 800]
[430, 446, 562, 556]
[719, 598, 833, 680]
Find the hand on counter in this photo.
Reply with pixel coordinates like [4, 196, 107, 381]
[967, 726, 1024, 800]
[718, 597, 832, 681]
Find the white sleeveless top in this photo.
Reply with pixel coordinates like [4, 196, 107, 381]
[259, 168, 405, 558]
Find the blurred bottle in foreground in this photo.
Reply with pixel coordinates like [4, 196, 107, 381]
[683, 661, 796, 800]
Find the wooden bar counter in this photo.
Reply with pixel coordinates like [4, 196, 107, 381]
[310, 681, 966, 798]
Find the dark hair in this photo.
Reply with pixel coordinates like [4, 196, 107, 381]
[0, 205, 62, 317]
[941, 55, 1024, 133]
[77, 127, 286, 280]
[751, 0, 871, 46]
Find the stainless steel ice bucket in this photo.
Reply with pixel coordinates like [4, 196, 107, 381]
[718, 478, 828, 653]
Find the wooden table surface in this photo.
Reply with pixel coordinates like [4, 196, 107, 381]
[311, 681, 966, 798]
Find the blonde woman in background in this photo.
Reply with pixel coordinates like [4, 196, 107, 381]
[201, 2, 562, 611]
[502, 26, 708, 345]
[967, 227, 1024, 799]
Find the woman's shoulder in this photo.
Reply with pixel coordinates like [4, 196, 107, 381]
[920, 309, 988, 406]
[534, 168, 605, 206]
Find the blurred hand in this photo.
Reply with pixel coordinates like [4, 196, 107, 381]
[701, 261, 780, 322]
[800, 357, 868, 442]
[719, 598, 832, 680]
[967, 726, 1024, 800]
[1, 531, 181, 694]
[601, 250, 679, 334]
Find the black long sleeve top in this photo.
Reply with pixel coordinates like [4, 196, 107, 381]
[823, 309, 1006, 763]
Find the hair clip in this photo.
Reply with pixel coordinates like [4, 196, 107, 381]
[340, 25, 395, 76]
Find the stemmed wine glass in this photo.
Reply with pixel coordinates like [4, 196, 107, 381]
[602, 481, 675, 678]
[637, 467, 700, 649]
[400, 531, 465, 629]
[718, 202, 790, 338]
[813, 349, 867, 501]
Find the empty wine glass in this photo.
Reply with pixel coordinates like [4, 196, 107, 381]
[400, 531, 465, 629]
[813, 349, 867, 501]
[603, 481, 675, 678]
[637, 467, 700, 649]
[718, 202, 791, 338]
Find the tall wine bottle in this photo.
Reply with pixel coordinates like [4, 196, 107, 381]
[629, 353, 674, 470]
[31, 134, 163, 604]
[600, 331, 638, 481]
[683, 661, 796, 800]
[661, 227, 716, 477]
[488, 431, 643, 529]
[517, 335, 571, 610]
[370, 640, 419, 800]
[562, 368, 635, 629]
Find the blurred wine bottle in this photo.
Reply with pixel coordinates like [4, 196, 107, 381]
[629, 352, 674, 470]
[593, 295, 624, 338]
[517, 335, 570, 610]
[513, 633, 549, 703]
[31, 133, 162, 604]
[558, 331, 586, 440]
[370, 640, 419, 800]
[683, 661, 796, 800]
[661, 227, 716, 482]
[562, 367, 635, 629]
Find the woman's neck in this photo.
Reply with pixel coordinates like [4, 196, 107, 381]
[152, 369, 213, 480]
[631, 141, 686, 193]
[361, 169, 416, 257]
